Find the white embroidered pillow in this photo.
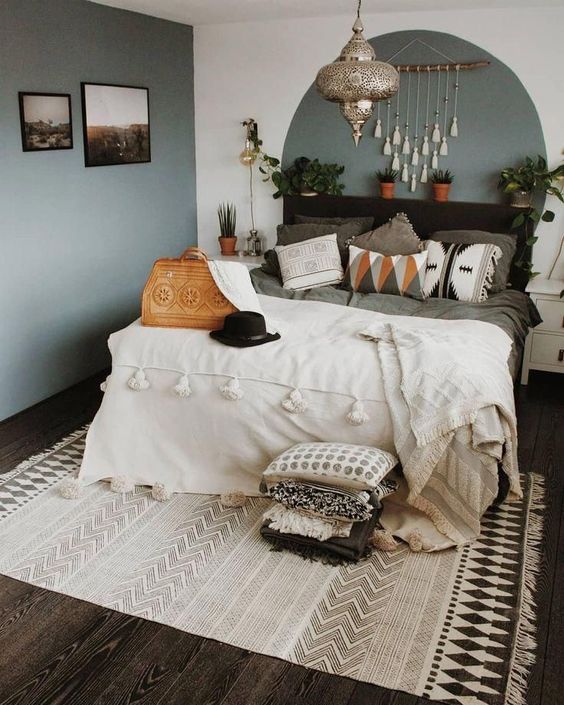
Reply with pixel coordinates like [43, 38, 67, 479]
[422, 240, 502, 302]
[263, 442, 397, 491]
[274, 233, 344, 291]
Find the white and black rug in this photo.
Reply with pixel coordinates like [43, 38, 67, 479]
[0, 430, 543, 705]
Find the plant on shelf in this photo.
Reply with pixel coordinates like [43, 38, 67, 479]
[259, 155, 345, 199]
[217, 202, 237, 255]
[376, 168, 398, 200]
[431, 169, 454, 203]
[498, 155, 564, 278]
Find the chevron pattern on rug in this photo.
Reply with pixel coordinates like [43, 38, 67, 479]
[0, 431, 543, 705]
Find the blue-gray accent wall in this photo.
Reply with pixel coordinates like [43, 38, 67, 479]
[0, 0, 197, 420]
[283, 30, 545, 202]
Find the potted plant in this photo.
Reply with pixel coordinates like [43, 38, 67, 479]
[259, 155, 345, 199]
[217, 202, 237, 255]
[431, 169, 454, 202]
[376, 168, 398, 199]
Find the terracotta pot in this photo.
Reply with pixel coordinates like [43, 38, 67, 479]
[218, 236, 237, 255]
[380, 182, 395, 199]
[432, 183, 451, 202]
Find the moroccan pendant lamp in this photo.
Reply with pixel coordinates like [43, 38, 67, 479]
[315, 0, 399, 146]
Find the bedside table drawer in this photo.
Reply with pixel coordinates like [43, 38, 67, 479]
[535, 297, 564, 332]
[530, 333, 564, 366]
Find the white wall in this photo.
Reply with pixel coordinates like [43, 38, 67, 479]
[194, 7, 564, 277]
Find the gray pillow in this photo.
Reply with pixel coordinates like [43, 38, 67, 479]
[350, 213, 422, 256]
[276, 221, 367, 265]
[294, 214, 374, 231]
[429, 230, 517, 292]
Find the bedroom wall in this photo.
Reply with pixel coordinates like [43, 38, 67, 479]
[193, 7, 564, 275]
[0, 0, 197, 420]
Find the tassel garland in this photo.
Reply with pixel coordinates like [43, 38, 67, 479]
[392, 125, 401, 146]
[420, 163, 428, 183]
[173, 374, 192, 398]
[383, 137, 392, 155]
[450, 116, 458, 137]
[282, 388, 308, 414]
[431, 150, 439, 169]
[391, 152, 400, 171]
[410, 172, 417, 192]
[401, 163, 409, 183]
[421, 135, 429, 156]
[374, 118, 382, 138]
[127, 368, 150, 391]
[411, 147, 419, 166]
[401, 135, 410, 155]
[346, 399, 369, 426]
[220, 377, 244, 401]
[431, 123, 441, 143]
[439, 136, 448, 156]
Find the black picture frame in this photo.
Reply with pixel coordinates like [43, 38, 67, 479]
[18, 92, 73, 152]
[81, 82, 151, 167]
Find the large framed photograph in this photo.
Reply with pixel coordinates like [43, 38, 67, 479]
[81, 82, 151, 167]
[18, 92, 73, 151]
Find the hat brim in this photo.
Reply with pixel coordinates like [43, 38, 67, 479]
[209, 330, 281, 348]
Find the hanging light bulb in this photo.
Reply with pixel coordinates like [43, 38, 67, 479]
[239, 118, 258, 166]
[315, 0, 399, 146]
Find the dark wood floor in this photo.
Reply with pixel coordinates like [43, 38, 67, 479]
[0, 371, 562, 705]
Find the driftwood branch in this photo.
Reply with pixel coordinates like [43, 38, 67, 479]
[393, 61, 490, 72]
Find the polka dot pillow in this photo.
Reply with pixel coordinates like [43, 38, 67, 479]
[263, 442, 397, 491]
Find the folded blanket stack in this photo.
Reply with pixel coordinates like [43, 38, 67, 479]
[259, 442, 398, 564]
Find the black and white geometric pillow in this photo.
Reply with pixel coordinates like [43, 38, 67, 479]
[422, 240, 502, 302]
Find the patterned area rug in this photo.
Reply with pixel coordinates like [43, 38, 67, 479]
[0, 429, 543, 705]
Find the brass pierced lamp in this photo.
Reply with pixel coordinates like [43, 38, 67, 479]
[315, 0, 399, 146]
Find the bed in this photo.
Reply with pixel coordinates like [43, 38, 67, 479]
[77, 196, 540, 550]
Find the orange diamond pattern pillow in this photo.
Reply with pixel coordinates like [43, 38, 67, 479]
[344, 245, 428, 299]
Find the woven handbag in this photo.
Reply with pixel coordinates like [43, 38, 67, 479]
[141, 247, 237, 329]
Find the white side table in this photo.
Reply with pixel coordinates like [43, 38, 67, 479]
[521, 277, 564, 384]
[210, 254, 264, 271]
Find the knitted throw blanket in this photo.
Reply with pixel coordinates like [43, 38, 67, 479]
[359, 317, 521, 548]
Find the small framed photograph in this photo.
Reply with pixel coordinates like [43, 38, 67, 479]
[18, 92, 73, 151]
[81, 82, 151, 167]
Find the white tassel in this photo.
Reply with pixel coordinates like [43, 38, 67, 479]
[431, 151, 439, 169]
[346, 399, 369, 426]
[282, 388, 308, 414]
[431, 123, 441, 143]
[391, 152, 400, 170]
[439, 137, 448, 156]
[152, 482, 173, 502]
[127, 368, 150, 391]
[410, 173, 417, 192]
[420, 164, 428, 183]
[450, 116, 458, 137]
[421, 135, 429, 156]
[220, 377, 244, 401]
[173, 374, 192, 398]
[374, 119, 382, 137]
[100, 375, 110, 392]
[59, 477, 82, 500]
[383, 137, 392, 155]
[392, 125, 401, 146]
[401, 136, 410, 155]
[411, 147, 419, 166]
[110, 475, 135, 493]
[401, 163, 409, 183]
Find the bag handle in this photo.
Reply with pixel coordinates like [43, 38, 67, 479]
[180, 247, 208, 261]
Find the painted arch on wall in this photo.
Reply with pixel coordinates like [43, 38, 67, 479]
[282, 30, 546, 203]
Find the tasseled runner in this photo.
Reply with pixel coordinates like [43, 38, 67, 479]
[127, 368, 150, 391]
[282, 388, 308, 414]
[220, 377, 244, 401]
[346, 399, 369, 426]
[173, 374, 192, 398]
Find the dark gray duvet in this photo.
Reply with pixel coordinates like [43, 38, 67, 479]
[250, 268, 541, 380]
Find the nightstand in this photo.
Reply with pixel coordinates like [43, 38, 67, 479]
[521, 277, 564, 384]
[210, 254, 264, 271]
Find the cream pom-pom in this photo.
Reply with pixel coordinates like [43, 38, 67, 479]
[127, 368, 150, 391]
[110, 475, 135, 493]
[281, 388, 308, 414]
[151, 482, 173, 502]
[408, 529, 423, 552]
[59, 477, 82, 500]
[219, 377, 244, 401]
[220, 490, 247, 508]
[371, 529, 398, 552]
[346, 400, 370, 426]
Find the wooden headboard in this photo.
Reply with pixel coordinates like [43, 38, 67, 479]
[283, 195, 530, 291]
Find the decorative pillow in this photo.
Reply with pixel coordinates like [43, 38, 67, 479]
[423, 240, 502, 302]
[343, 244, 428, 299]
[262, 442, 398, 491]
[277, 221, 368, 266]
[275, 233, 343, 291]
[267, 480, 373, 522]
[429, 230, 516, 293]
[294, 214, 374, 232]
[350, 213, 422, 256]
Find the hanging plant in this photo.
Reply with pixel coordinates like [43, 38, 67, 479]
[259, 155, 345, 199]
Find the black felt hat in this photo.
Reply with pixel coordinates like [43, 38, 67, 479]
[210, 311, 280, 347]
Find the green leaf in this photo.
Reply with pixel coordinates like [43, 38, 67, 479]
[541, 210, 555, 222]
[529, 209, 541, 222]
[526, 236, 538, 246]
[512, 213, 526, 228]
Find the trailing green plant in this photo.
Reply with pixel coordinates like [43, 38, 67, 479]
[498, 156, 564, 278]
[217, 202, 236, 237]
[259, 155, 345, 199]
[376, 167, 399, 183]
[431, 169, 454, 184]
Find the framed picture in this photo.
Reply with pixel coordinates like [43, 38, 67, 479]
[18, 92, 73, 151]
[81, 82, 151, 167]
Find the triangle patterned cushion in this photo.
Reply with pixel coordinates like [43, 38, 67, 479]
[344, 244, 428, 300]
